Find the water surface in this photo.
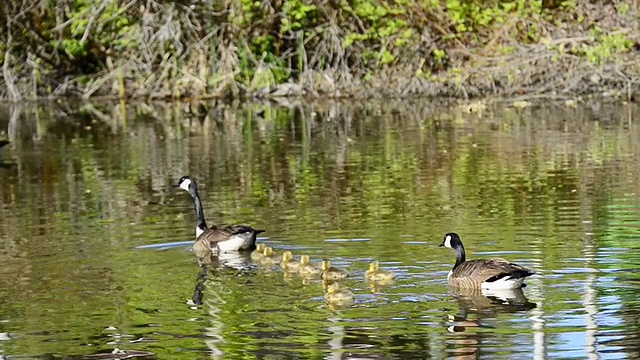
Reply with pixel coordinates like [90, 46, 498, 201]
[0, 100, 639, 359]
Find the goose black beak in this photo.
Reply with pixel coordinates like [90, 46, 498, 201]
[438, 242, 445, 247]
[171, 184, 180, 188]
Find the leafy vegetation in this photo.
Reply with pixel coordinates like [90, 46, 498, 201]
[0, 0, 639, 100]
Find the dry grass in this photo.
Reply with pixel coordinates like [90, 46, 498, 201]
[0, 0, 639, 102]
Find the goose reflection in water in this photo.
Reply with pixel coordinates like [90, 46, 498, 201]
[197, 250, 255, 270]
[445, 287, 537, 359]
[189, 252, 256, 306]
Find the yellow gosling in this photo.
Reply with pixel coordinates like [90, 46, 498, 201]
[280, 251, 300, 273]
[365, 260, 396, 283]
[298, 255, 321, 278]
[250, 243, 266, 262]
[324, 282, 354, 306]
[259, 246, 282, 266]
[321, 260, 349, 281]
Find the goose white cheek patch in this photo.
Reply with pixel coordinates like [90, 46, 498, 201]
[444, 235, 452, 248]
[179, 179, 192, 191]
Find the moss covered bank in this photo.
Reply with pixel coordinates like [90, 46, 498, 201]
[1, 0, 639, 102]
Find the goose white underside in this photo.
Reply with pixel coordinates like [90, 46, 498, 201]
[480, 287, 523, 301]
[447, 270, 526, 290]
[217, 232, 255, 252]
[195, 227, 255, 252]
[481, 276, 525, 290]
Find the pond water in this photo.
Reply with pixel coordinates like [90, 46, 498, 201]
[0, 100, 639, 359]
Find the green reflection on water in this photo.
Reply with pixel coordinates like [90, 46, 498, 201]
[0, 101, 639, 358]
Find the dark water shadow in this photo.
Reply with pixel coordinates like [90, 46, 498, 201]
[0, 140, 17, 169]
[191, 264, 208, 306]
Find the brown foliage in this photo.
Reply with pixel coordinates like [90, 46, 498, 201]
[0, 0, 639, 101]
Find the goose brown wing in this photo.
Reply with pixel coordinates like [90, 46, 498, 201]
[202, 225, 257, 244]
[452, 258, 534, 283]
[193, 225, 264, 256]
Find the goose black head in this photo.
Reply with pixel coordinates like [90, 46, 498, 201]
[173, 176, 197, 193]
[440, 232, 462, 249]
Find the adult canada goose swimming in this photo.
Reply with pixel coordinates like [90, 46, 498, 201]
[439, 232, 534, 290]
[173, 176, 265, 255]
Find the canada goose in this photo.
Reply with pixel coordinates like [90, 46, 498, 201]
[280, 251, 300, 273]
[173, 176, 265, 255]
[250, 243, 267, 262]
[321, 260, 349, 281]
[439, 233, 534, 290]
[365, 261, 396, 283]
[298, 255, 321, 278]
[324, 282, 354, 306]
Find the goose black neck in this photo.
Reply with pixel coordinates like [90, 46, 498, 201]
[190, 188, 208, 231]
[453, 244, 466, 269]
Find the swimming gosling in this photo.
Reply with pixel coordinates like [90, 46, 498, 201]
[251, 243, 266, 262]
[259, 246, 282, 267]
[324, 282, 354, 306]
[321, 260, 349, 281]
[280, 251, 300, 273]
[298, 255, 321, 278]
[365, 260, 396, 282]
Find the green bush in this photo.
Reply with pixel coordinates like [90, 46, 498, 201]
[0, 0, 637, 99]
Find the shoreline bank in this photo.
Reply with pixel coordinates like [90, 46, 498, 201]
[1, 1, 639, 102]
